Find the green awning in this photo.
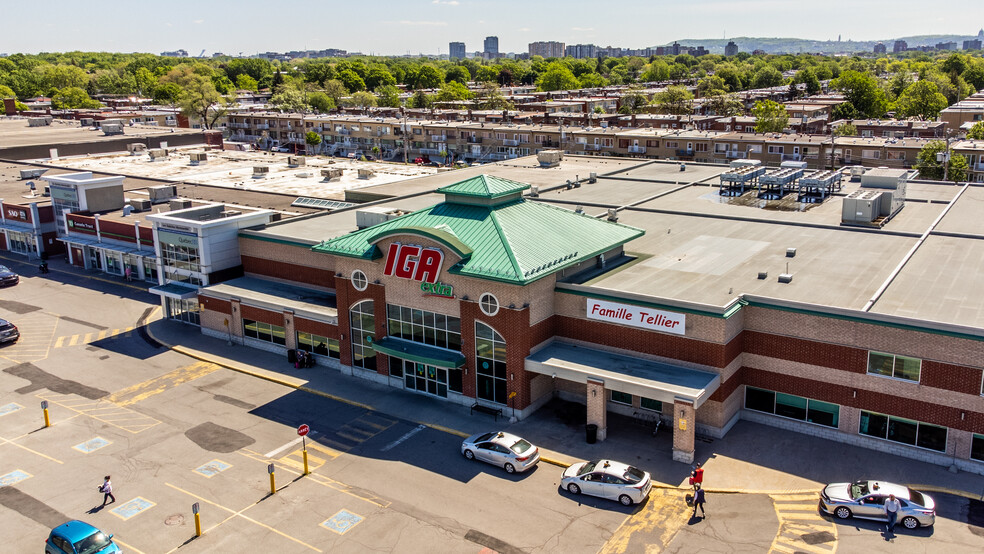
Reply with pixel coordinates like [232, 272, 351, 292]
[371, 336, 466, 368]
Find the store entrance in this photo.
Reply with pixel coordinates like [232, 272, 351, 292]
[393, 358, 449, 398]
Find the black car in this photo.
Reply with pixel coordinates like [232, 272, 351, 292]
[0, 265, 18, 286]
[0, 319, 18, 344]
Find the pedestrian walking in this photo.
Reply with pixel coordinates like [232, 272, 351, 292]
[690, 462, 704, 491]
[124, 266, 132, 282]
[885, 493, 901, 533]
[692, 484, 706, 518]
[98, 476, 115, 506]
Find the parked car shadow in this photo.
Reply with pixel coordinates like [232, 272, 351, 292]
[819, 508, 936, 538]
[555, 484, 645, 513]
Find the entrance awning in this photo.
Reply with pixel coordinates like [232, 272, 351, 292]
[149, 282, 199, 300]
[58, 237, 154, 259]
[372, 336, 466, 368]
[526, 343, 720, 408]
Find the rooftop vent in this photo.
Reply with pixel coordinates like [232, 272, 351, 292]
[757, 271, 768, 280]
[778, 273, 793, 284]
[786, 248, 796, 258]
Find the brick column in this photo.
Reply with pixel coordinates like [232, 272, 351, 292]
[672, 397, 695, 464]
[229, 299, 243, 340]
[586, 378, 607, 441]
[283, 310, 296, 350]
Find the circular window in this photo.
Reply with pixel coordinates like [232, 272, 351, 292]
[479, 293, 499, 316]
[351, 270, 368, 291]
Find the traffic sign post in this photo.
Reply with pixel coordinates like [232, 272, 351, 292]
[298, 425, 310, 475]
[41, 400, 50, 428]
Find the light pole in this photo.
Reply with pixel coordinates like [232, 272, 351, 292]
[940, 130, 954, 182]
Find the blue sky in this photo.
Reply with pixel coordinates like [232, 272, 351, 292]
[1, 0, 980, 55]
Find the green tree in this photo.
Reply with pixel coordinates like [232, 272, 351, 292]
[433, 81, 473, 106]
[696, 75, 727, 97]
[235, 74, 258, 92]
[415, 65, 444, 89]
[795, 69, 821, 95]
[961, 61, 984, 91]
[474, 83, 513, 110]
[832, 70, 887, 118]
[714, 66, 745, 92]
[916, 140, 968, 182]
[444, 65, 470, 85]
[51, 86, 101, 109]
[967, 121, 984, 140]
[639, 60, 670, 83]
[364, 66, 396, 90]
[752, 100, 788, 133]
[270, 87, 307, 112]
[895, 80, 948, 120]
[834, 123, 858, 137]
[537, 63, 579, 91]
[652, 85, 693, 115]
[344, 90, 378, 109]
[887, 71, 913, 99]
[134, 67, 159, 97]
[475, 65, 499, 83]
[831, 101, 859, 121]
[153, 82, 182, 105]
[617, 87, 649, 114]
[751, 65, 784, 89]
[305, 130, 322, 151]
[407, 90, 432, 109]
[0, 84, 16, 98]
[704, 94, 744, 116]
[375, 84, 402, 108]
[307, 91, 335, 113]
[43, 64, 89, 90]
[337, 68, 365, 92]
[178, 75, 227, 129]
[323, 79, 348, 105]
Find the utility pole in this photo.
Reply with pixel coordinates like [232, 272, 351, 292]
[941, 130, 953, 182]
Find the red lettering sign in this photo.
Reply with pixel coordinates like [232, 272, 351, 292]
[383, 243, 444, 284]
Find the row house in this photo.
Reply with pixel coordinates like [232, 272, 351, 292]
[831, 119, 946, 139]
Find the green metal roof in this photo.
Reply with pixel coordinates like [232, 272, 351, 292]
[371, 336, 466, 368]
[436, 174, 530, 200]
[313, 174, 644, 285]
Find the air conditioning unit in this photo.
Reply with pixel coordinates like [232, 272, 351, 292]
[356, 206, 404, 229]
[148, 185, 177, 203]
[169, 199, 193, 211]
[287, 156, 306, 167]
[127, 143, 148, 155]
[189, 152, 208, 165]
[321, 168, 344, 181]
[129, 198, 152, 212]
[253, 166, 269, 178]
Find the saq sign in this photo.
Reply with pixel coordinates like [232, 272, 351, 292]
[586, 298, 685, 335]
[383, 243, 455, 299]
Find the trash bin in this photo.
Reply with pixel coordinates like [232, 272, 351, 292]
[287, 349, 297, 365]
[586, 424, 598, 444]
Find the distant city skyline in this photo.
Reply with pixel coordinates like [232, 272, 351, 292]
[1, 0, 980, 55]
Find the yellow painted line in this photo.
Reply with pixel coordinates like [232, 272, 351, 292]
[68, 334, 82, 347]
[53, 336, 67, 348]
[599, 488, 689, 554]
[768, 493, 837, 554]
[307, 443, 341, 459]
[112, 539, 146, 554]
[96, 330, 109, 341]
[0, 435, 64, 465]
[108, 362, 219, 407]
[164, 482, 322, 552]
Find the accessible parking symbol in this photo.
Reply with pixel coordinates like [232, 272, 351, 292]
[321, 510, 364, 535]
[194, 460, 232, 478]
[0, 403, 22, 417]
[0, 470, 32, 487]
[73, 437, 111, 453]
[111, 497, 155, 520]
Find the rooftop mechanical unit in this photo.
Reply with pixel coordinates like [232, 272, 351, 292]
[356, 206, 406, 229]
[101, 122, 124, 135]
[287, 156, 306, 167]
[127, 143, 147, 155]
[147, 148, 167, 161]
[358, 168, 376, 179]
[19, 168, 48, 180]
[321, 168, 344, 181]
[169, 198, 193, 211]
[189, 152, 208, 165]
[148, 185, 178, 203]
[253, 166, 269, 178]
[28, 117, 51, 127]
[537, 150, 564, 168]
[128, 198, 152, 212]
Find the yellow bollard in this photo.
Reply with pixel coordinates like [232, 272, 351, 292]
[194, 512, 202, 537]
[302, 449, 310, 475]
[43, 408, 50, 428]
[269, 464, 276, 495]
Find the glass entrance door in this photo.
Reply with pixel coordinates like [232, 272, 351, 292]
[403, 361, 448, 398]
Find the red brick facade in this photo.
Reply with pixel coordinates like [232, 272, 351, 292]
[242, 255, 334, 288]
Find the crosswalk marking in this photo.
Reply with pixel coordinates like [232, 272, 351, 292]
[37, 392, 161, 433]
[53, 327, 134, 348]
[280, 443, 341, 471]
[107, 362, 219, 407]
[769, 493, 837, 554]
[599, 488, 690, 554]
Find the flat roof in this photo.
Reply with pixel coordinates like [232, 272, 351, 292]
[0, 118, 199, 149]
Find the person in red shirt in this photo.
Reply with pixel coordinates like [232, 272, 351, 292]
[690, 462, 704, 492]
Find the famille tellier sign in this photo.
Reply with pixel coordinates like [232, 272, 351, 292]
[586, 298, 685, 335]
[383, 242, 455, 299]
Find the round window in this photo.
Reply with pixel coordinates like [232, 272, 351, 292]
[479, 293, 499, 316]
[351, 270, 368, 291]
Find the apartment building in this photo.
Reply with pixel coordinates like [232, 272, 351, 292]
[529, 41, 566, 58]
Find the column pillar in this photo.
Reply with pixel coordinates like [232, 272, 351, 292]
[673, 397, 696, 464]
[283, 309, 296, 350]
[229, 299, 243, 341]
[586, 378, 607, 442]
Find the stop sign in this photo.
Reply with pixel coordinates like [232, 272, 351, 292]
[297, 424, 310, 437]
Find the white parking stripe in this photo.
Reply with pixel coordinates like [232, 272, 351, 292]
[264, 435, 306, 458]
[381, 424, 426, 452]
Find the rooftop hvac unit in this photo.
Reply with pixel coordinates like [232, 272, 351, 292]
[850, 166, 866, 182]
[358, 168, 376, 179]
[148, 185, 177, 203]
[147, 148, 167, 160]
[129, 198, 152, 212]
[287, 156, 306, 167]
[841, 190, 881, 224]
[537, 150, 564, 168]
[127, 143, 147, 154]
[80, 118, 95, 126]
[19, 168, 48, 180]
[356, 206, 403, 229]
[221, 210, 242, 217]
[189, 152, 208, 165]
[587, 172, 597, 183]
[169, 198, 193, 211]
[27, 117, 50, 127]
[321, 168, 343, 181]
[253, 166, 269, 178]
[101, 123, 124, 135]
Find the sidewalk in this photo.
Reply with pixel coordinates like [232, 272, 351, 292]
[145, 315, 984, 500]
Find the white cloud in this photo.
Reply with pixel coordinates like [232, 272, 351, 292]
[518, 27, 531, 32]
[432, 0, 460, 4]
[572, 27, 594, 31]
[399, 20, 448, 26]
[193, 19, 204, 24]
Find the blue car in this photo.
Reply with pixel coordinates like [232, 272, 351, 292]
[45, 520, 120, 554]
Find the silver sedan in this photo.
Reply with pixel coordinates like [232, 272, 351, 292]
[461, 431, 540, 473]
[561, 459, 652, 506]
[819, 480, 936, 529]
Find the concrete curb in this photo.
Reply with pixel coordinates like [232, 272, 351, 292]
[907, 484, 984, 501]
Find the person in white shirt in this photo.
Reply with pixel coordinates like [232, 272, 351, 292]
[884, 493, 901, 533]
[99, 476, 115, 506]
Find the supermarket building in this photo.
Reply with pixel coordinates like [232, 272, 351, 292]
[192, 160, 984, 471]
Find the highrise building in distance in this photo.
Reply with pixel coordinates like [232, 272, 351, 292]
[724, 41, 738, 56]
[484, 36, 499, 57]
[449, 42, 466, 59]
[529, 41, 565, 58]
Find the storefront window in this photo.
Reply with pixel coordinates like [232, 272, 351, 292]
[159, 236, 201, 273]
[243, 318, 286, 345]
[972, 434, 984, 462]
[386, 304, 461, 351]
[475, 322, 507, 405]
[165, 297, 201, 326]
[859, 410, 946, 452]
[867, 351, 921, 382]
[640, 397, 662, 412]
[746, 387, 839, 429]
[350, 300, 376, 370]
[296, 332, 339, 359]
[611, 391, 632, 405]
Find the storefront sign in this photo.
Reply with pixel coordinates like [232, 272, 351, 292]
[48, 185, 78, 203]
[158, 229, 199, 248]
[586, 298, 685, 335]
[384, 243, 455, 298]
[5, 208, 29, 222]
[67, 218, 96, 232]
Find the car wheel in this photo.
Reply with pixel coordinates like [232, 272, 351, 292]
[619, 494, 633, 506]
[834, 506, 852, 520]
[902, 516, 919, 529]
[463, 450, 474, 460]
[504, 463, 515, 474]
[567, 483, 581, 495]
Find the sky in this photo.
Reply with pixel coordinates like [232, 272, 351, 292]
[1, 0, 981, 56]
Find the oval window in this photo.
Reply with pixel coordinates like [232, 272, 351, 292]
[351, 270, 368, 291]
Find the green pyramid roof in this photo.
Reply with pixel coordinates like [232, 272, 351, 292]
[436, 174, 530, 200]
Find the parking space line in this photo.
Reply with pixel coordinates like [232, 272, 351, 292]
[37, 393, 161, 434]
[0, 434, 64, 464]
[768, 493, 837, 554]
[264, 436, 304, 458]
[164, 482, 322, 553]
[236, 449, 387, 508]
[111, 539, 145, 554]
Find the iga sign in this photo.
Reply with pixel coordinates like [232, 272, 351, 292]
[586, 298, 685, 335]
[383, 242, 455, 299]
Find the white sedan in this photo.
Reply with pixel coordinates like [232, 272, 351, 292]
[461, 431, 540, 473]
[561, 459, 652, 506]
